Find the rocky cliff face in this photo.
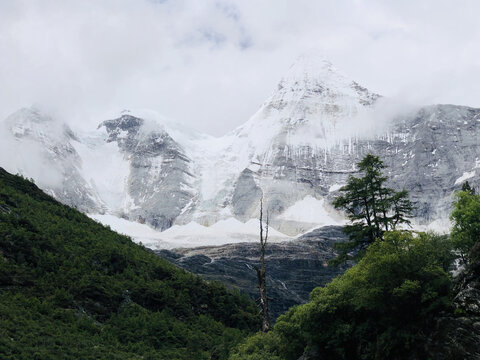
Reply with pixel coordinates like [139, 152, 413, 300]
[99, 115, 196, 230]
[156, 226, 351, 320]
[220, 57, 480, 228]
[0, 110, 198, 231]
[383, 105, 480, 222]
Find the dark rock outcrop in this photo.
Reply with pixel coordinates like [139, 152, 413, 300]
[156, 225, 352, 321]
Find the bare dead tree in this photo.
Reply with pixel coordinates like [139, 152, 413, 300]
[257, 197, 270, 332]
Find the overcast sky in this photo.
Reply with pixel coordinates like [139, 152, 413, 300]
[1, 0, 480, 136]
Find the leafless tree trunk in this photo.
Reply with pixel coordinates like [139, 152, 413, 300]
[257, 197, 270, 333]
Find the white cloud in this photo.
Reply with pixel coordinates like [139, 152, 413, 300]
[1, 0, 480, 136]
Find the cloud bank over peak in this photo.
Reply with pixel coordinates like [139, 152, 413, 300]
[1, 0, 480, 136]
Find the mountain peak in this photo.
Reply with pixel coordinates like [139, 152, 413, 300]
[254, 55, 381, 136]
[283, 53, 343, 83]
[277, 54, 380, 106]
[100, 114, 144, 132]
[4, 106, 73, 141]
[6, 106, 53, 126]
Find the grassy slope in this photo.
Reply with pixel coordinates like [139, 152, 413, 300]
[0, 168, 259, 359]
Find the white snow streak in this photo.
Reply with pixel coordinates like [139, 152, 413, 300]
[454, 170, 476, 185]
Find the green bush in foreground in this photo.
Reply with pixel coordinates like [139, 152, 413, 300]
[230, 231, 454, 360]
[0, 168, 259, 359]
[451, 189, 480, 262]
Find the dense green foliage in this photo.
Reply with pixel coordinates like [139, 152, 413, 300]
[333, 155, 413, 263]
[230, 231, 455, 360]
[0, 168, 259, 359]
[230, 165, 480, 360]
[451, 188, 480, 262]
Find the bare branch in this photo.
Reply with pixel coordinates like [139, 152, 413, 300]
[257, 195, 270, 332]
[259, 197, 264, 246]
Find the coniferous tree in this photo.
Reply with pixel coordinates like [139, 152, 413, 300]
[461, 180, 476, 195]
[332, 154, 413, 263]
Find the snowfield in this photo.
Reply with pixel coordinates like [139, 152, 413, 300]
[90, 214, 291, 249]
[278, 196, 346, 226]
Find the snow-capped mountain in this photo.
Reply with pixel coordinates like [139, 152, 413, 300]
[1, 55, 479, 247]
[96, 114, 196, 230]
[218, 56, 382, 232]
[0, 107, 102, 212]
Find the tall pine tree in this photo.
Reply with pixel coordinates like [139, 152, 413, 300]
[332, 154, 413, 264]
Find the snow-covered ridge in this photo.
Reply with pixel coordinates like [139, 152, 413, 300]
[2, 55, 479, 249]
[225, 55, 383, 174]
[455, 171, 476, 186]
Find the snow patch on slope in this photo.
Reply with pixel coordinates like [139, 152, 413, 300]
[89, 214, 173, 248]
[278, 196, 346, 226]
[160, 217, 290, 248]
[454, 170, 476, 185]
[329, 183, 344, 192]
[90, 214, 290, 249]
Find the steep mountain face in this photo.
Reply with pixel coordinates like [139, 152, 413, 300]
[379, 105, 480, 223]
[98, 115, 196, 230]
[0, 110, 198, 231]
[218, 57, 480, 229]
[215, 57, 383, 231]
[1, 56, 479, 244]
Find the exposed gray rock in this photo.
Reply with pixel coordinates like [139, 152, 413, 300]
[385, 105, 480, 222]
[100, 115, 196, 230]
[156, 225, 352, 321]
[234, 104, 480, 228]
[215, 59, 480, 234]
[0, 204, 11, 214]
[232, 169, 262, 220]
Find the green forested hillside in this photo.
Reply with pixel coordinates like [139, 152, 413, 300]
[0, 168, 259, 359]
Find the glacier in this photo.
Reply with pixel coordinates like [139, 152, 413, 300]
[1, 55, 479, 248]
